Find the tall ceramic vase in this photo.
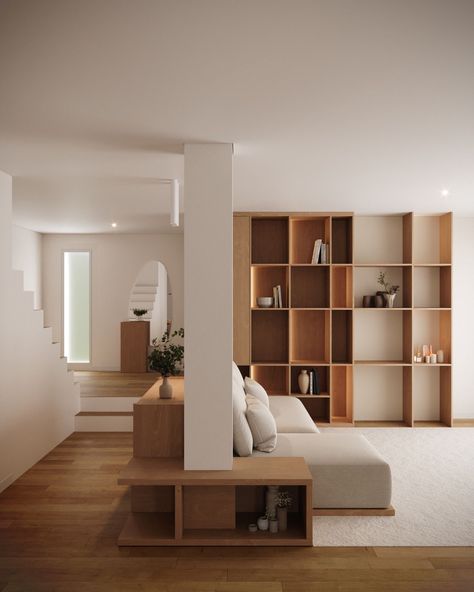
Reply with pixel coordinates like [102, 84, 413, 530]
[266, 486, 279, 519]
[298, 370, 310, 394]
[159, 375, 173, 399]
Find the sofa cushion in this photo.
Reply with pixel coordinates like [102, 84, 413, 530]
[232, 363, 253, 457]
[245, 394, 277, 452]
[252, 432, 391, 509]
[244, 377, 269, 408]
[268, 396, 319, 433]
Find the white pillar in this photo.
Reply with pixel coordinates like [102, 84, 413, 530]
[184, 144, 233, 470]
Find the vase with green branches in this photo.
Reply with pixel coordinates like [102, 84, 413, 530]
[132, 308, 148, 320]
[148, 328, 184, 398]
[377, 272, 399, 308]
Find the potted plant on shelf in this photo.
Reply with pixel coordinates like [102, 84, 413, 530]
[132, 308, 148, 320]
[377, 272, 400, 308]
[148, 328, 184, 399]
[276, 490, 292, 532]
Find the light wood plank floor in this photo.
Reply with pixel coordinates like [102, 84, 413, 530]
[75, 371, 158, 397]
[0, 433, 473, 592]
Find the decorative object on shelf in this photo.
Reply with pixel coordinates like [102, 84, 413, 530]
[437, 350, 444, 364]
[272, 285, 283, 308]
[311, 240, 330, 264]
[311, 239, 322, 263]
[276, 490, 292, 532]
[132, 308, 148, 320]
[308, 368, 320, 395]
[269, 518, 279, 534]
[257, 296, 273, 308]
[257, 515, 269, 531]
[298, 369, 310, 394]
[148, 328, 185, 399]
[377, 272, 399, 308]
[362, 295, 373, 308]
[265, 485, 279, 519]
[429, 345, 437, 364]
[414, 347, 423, 363]
[374, 293, 384, 308]
[248, 523, 258, 533]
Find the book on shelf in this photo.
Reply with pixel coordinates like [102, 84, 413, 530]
[272, 285, 283, 308]
[311, 239, 322, 264]
[320, 243, 329, 264]
[308, 368, 321, 395]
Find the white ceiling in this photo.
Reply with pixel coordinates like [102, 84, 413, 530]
[1, 0, 473, 233]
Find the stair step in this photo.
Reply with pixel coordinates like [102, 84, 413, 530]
[76, 411, 132, 416]
[74, 411, 133, 432]
[80, 396, 139, 412]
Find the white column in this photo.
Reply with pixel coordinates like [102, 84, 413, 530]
[184, 144, 233, 470]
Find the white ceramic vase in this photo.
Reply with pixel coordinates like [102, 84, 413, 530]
[298, 370, 310, 394]
[159, 376, 173, 399]
[257, 516, 269, 531]
[383, 293, 396, 308]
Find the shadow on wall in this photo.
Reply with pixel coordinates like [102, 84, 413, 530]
[129, 260, 172, 343]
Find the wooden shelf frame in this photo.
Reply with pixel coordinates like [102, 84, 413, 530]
[234, 211, 452, 428]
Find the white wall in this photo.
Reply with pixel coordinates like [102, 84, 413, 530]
[12, 225, 42, 309]
[453, 217, 474, 418]
[0, 169, 79, 493]
[184, 144, 233, 470]
[42, 233, 183, 370]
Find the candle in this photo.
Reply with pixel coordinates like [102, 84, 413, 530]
[430, 353, 437, 364]
[437, 350, 444, 364]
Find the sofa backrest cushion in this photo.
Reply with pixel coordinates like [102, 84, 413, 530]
[244, 377, 269, 408]
[245, 394, 277, 453]
[232, 363, 253, 456]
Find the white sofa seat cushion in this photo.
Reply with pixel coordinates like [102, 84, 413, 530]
[253, 433, 391, 509]
[232, 363, 253, 457]
[268, 396, 319, 433]
[244, 377, 269, 407]
[245, 394, 277, 452]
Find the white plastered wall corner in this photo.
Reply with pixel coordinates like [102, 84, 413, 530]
[0, 169, 79, 493]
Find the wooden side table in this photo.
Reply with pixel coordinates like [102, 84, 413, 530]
[120, 321, 150, 372]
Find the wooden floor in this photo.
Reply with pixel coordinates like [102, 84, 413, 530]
[75, 371, 158, 397]
[1, 434, 473, 591]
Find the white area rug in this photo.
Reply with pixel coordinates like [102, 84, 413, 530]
[313, 427, 474, 546]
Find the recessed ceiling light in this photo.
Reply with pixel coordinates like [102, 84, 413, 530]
[111, 222, 117, 228]
[441, 189, 450, 197]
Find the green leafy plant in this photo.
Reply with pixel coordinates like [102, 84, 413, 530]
[276, 490, 293, 509]
[133, 308, 148, 318]
[148, 328, 184, 376]
[377, 272, 399, 295]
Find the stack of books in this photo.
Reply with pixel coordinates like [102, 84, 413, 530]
[311, 239, 330, 264]
[308, 368, 321, 395]
[272, 285, 283, 308]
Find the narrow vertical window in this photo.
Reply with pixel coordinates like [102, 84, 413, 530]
[63, 251, 91, 363]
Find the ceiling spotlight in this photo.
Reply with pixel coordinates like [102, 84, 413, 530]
[441, 189, 450, 197]
[170, 179, 180, 227]
[111, 222, 117, 228]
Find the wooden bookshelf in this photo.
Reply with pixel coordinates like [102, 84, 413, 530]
[234, 212, 453, 428]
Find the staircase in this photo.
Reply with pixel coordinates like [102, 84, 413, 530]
[74, 372, 157, 432]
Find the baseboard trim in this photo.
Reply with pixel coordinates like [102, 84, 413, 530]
[453, 419, 474, 427]
[313, 505, 395, 517]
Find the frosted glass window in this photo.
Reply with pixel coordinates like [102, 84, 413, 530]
[64, 251, 90, 363]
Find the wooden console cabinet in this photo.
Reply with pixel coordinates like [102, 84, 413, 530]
[118, 456, 313, 546]
[120, 321, 150, 372]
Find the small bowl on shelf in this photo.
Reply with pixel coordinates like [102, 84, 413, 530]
[257, 297, 274, 308]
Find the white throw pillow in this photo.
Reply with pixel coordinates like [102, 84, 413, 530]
[245, 394, 277, 453]
[232, 370, 253, 457]
[244, 377, 269, 408]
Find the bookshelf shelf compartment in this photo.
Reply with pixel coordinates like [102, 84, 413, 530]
[331, 365, 353, 423]
[413, 365, 452, 426]
[291, 266, 329, 308]
[413, 214, 451, 264]
[252, 217, 289, 264]
[290, 365, 329, 396]
[354, 309, 412, 364]
[251, 265, 288, 308]
[354, 266, 412, 309]
[331, 216, 353, 264]
[299, 396, 330, 423]
[332, 311, 353, 364]
[290, 217, 330, 264]
[251, 309, 288, 364]
[290, 310, 330, 365]
[413, 266, 451, 309]
[412, 310, 451, 364]
[331, 266, 353, 308]
[251, 365, 289, 395]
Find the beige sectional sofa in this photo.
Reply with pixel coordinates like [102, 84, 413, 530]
[233, 363, 392, 510]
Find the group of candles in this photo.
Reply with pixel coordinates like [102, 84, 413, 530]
[414, 345, 444, 364]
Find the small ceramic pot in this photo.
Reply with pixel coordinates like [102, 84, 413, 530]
[269, 519, 279, 534]
[257, 516, 269, 531]
[362, 295, 372, 308]
[374, 294, 384, 308]
[257, 297, 273, 308]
